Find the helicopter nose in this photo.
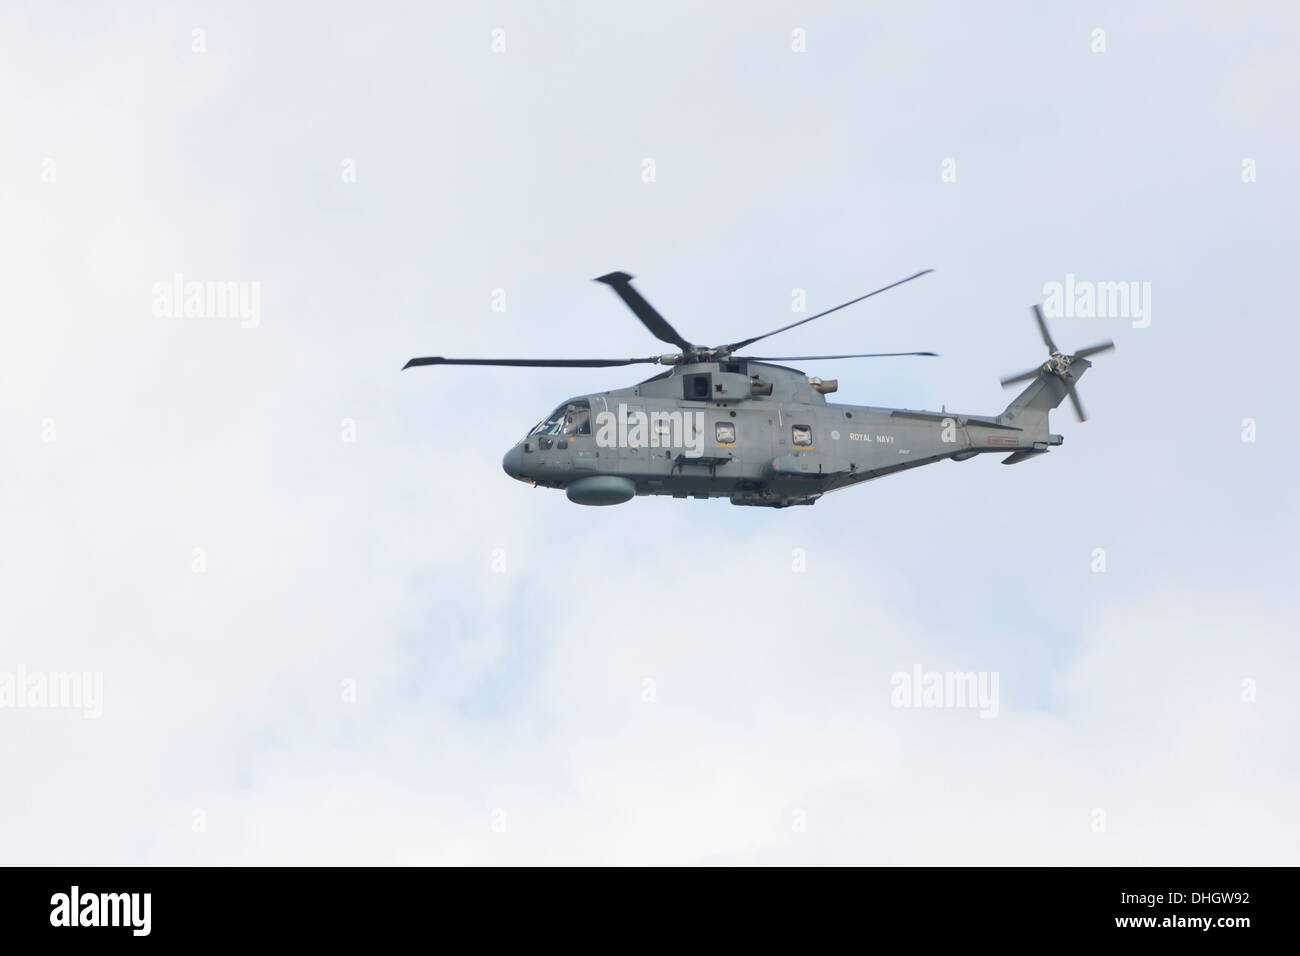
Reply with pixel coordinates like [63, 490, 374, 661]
[502, 445, 524, 479]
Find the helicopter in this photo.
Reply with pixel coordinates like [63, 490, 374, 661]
[404, 270, 1113, 508]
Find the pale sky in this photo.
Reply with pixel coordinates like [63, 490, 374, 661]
[1, 1, 1296, 864]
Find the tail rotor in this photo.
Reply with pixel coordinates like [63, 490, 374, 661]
[1000, 305, 1113, 422]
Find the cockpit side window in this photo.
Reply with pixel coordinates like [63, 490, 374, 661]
[529, 400, 591, 438]
[528, 408, 565, 437]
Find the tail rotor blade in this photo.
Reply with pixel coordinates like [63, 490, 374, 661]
[1000, 367, 1042, 388]
[1066, 382, 1087, 422]
[1033, 305, 1059, 354]
[1073, 340, 1115, 360]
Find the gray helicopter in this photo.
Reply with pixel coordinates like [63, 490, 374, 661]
[404, 270, 1113, 508]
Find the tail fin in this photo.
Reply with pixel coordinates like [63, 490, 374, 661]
[998, 359, 1090, 436]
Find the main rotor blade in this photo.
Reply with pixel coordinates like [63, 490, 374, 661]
[1000, 367, 1043, 387]
[403, 356, 660, 370]
[744, 351, 938, 361]
[722, 269, 934, 353]
[1072, 340, 1115, 359]
[1065, 382, 1087, 422]
[1032, 304, 1060, 354]
[594, 272, 693, 351]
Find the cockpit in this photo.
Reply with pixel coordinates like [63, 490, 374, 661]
[527, 399, 591, 438]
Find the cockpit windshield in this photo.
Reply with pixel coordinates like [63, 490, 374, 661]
[528, 400, 591, 438]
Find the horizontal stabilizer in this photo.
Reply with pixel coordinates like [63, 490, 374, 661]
[1001, 448, 1048, 465]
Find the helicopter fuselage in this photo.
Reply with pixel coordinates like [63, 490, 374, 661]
[501, 359, 1075, 508]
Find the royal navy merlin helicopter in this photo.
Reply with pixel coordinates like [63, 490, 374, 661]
[404, 270, 1113, 508]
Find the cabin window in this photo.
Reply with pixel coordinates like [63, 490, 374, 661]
[715, 422, 736, 445]
[792, 424, 813, 447]
[684, 374, 711, 399]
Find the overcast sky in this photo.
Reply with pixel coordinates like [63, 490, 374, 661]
[1, 1, 1297, 864]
